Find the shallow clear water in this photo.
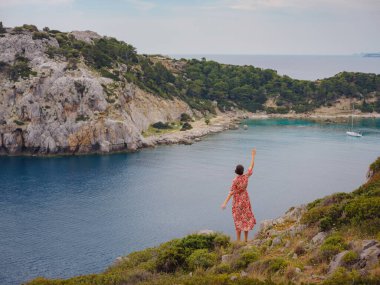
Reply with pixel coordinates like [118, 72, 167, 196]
[1, 118, 380, 285]
[172, 55, 380, 80]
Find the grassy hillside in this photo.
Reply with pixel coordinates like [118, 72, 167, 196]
[26, 158, 380, 285]
[2, 24, 380, 115]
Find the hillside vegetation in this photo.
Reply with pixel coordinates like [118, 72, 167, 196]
[2, 23, 379, 115]
[27, 158, 380, 285]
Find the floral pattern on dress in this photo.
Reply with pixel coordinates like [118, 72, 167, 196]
[229, 168, 256, 231]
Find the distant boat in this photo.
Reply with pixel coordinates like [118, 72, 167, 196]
[346, 104, 362, 137]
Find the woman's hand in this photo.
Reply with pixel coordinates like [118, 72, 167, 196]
[221, 203, 226, 210]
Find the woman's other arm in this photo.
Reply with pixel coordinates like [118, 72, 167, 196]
[221, 191, 232, 209]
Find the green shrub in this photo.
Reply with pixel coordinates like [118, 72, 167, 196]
[233, 250, 259, 269]
[181, 122, 192, 131]
[301, 205, 331, 225]
[367, 157, 380, 179]
[156, 239, 186, 273]
[213, 234, 230, 248]
[213, 263, 232, 274]
[341, 251, 359, 267]
[319, 216, 333, 231]
[344, 197, 380, 234]
[152, 122, 172, 129]
[75, 115, 89, 122]
[13, 120, 25, 126]
[0, 21, 6, 34]
[324, 267, 364, 285]
[320, 233, 348, 260]
[186, 249, 217, 270]
[268, 258, 288, 273]
[32, 31, 49, 40]
[180, 113, 192, 122]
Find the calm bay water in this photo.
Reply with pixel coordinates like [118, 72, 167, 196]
[1, 118, 380, 285]
[172, 55, 380, 80]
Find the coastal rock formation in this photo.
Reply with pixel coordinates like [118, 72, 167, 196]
[0, 28, 194, 155]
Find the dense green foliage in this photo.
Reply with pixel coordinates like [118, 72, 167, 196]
[180, 122, 193, 131]
[4, 24, 380, 114]
[302, 157, 380, 235]
[151, 122, 172, 129]
[0, 21, 6, 34]
[1, 55, 37, 81]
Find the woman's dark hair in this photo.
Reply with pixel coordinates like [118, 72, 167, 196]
[235, 164, 244, 175]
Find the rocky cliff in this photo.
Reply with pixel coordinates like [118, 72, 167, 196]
[0, 27, 193, 155]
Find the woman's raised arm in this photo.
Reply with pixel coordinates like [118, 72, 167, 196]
[248, 148, 256, 173]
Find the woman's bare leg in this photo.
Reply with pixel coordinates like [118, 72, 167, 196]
[236, 230, 241, 241]
[244, 231, 248, 242]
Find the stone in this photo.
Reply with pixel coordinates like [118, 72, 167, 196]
[328, 250, 349, 274]
[285, 240, 291, 248]
[221, 254, 233, 263]
[295, 267, 302, 274]
[230, 275, 238, 281]
[272, 236, 282, 246]
[311, 232, 327, 245]
[292, 253, 298, 259]
[196, 229, 215, 235]
[240, 271, 248, 277]
[359, 240, 380, 269]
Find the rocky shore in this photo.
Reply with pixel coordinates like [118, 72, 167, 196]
[142, 111, 250, 147]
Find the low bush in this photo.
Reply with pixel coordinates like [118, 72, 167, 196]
[152, 122, 172, 129]
[233, 250, 259, 269]
[268, 258, 288, 273]
[320, 233, 348, 260]
[341, 250, 359, 267]
[181, 122, 192, 131]
[180, 113, 192, 122]
[32, 31, 49, 40]
[186, 249, 217, 270]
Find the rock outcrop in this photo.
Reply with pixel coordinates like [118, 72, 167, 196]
[0, 28, 194, 155]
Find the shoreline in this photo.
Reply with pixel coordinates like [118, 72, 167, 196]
[1, 111, 379, 157]
[141, 110, 251, 147]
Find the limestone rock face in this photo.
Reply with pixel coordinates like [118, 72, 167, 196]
[69, 30, 102, 43]
[0, 30, 193, 155]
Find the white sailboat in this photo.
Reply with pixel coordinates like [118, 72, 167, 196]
[346, 103, 362, 137]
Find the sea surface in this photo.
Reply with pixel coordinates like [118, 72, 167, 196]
[171, 54, 380, 80]
[1, 118, 380, 285]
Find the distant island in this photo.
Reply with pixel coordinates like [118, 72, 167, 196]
[0, 22, 380, 156]
[363, 53, 380, 58]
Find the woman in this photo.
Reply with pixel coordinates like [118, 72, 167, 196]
[221, 148, 256, 242]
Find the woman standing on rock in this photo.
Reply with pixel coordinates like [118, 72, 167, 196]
[221, 149, 257, 242]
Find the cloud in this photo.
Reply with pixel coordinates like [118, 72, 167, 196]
[227, 0, 293, 11]
[125, 0, 156, 10]
[0, 0, 74, 7]
[225, 0, 380, 11]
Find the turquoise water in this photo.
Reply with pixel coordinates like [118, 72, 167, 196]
[1, 119, 380, 284]
[172, 55, 380, 80]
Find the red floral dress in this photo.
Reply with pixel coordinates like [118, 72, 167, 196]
[229, 169, 256, 231]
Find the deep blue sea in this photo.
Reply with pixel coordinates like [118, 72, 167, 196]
[1, 118, 380, 285]
[172, 55, 380, 80]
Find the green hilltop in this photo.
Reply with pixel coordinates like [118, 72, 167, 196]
[2, 23, 380, 115]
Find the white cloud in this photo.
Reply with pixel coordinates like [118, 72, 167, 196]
[0, 0, 74, 7]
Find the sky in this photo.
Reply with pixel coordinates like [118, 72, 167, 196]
[0, 0, 379, 55]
